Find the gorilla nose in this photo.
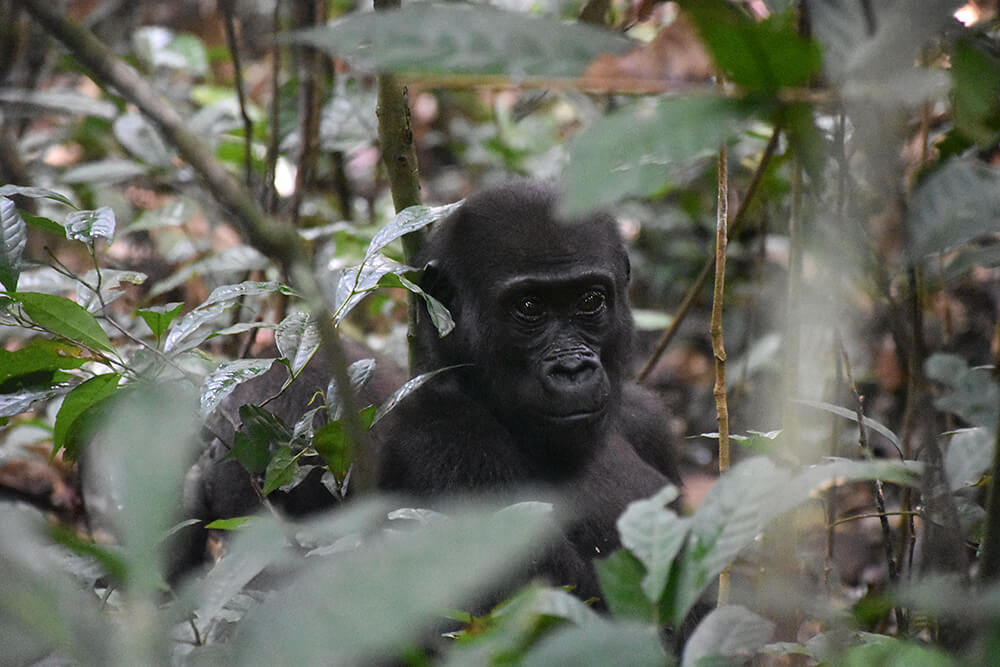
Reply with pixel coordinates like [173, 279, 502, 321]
[544, 350, 599, 386]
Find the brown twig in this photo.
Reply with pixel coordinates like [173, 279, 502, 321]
[220, 0, 254, 189]
[712, 146, 731, 608]
[639, 126, 780, 382]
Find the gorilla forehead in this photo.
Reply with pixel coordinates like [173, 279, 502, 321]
[429, 181, 628, 280]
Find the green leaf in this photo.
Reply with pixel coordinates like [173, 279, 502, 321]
[314, 405, 377, 479]
[793, 399, 901, 453]
[13, 292, 114, 354]
[616, 485, 688, 602]
[0, 196, 27, 291]
[163, 301, 234, 354]
[366, 201, 461, 257]
[681, 605, 775, 667]
[327, 358, 377, 419]
[284, 5, 634, 77]
[149, 245, 270, 298]
[61, 159, 149, 185]
[262, 445, 298, 495]
[229, 431, 270, 475]
[64, 206, 116, 244]
[952, 38, 1000, 147]
[909, 158, 1000, 259]
[230, 503, 552, 666]
[113, 112, 173, 167]
[21, 212, 67, 236]
[379, 272, 455, 337]
[925, 353, 999, 428]
[0, 184, 75, 207]
[563, 96, 753, 213]
[205, 516, 257, 530]
[523, 619, 668, 667]
[681, 1, 820, 91]
[200, 358, 276, 418]
[594, 549, 657, 622]
[137, 302, 184, 339]
[374, 366, 458, 424]
[0, 87, 117, 119]
[87, 382, 201, 600]
[200, 280, 294, 309]
[0, 387, 64, 418]
[226, 405, 293, 474]
[53, 373, 121, 460]
[333, 254, 415, 326]
[275, 311, 320, 377]
[0, 338, 87, 386]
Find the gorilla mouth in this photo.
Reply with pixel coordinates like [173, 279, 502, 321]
[537, 406, 606, 424]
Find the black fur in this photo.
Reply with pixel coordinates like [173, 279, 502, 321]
[373, 181, 681, 601]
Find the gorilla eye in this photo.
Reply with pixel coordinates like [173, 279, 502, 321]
[578, 290, 607, 315]
[513, 296, 546, 321]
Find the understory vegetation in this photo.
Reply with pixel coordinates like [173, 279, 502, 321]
[2, 0, 1000, 664]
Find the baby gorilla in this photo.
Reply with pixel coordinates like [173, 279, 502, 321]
[373, 181, 680, 600]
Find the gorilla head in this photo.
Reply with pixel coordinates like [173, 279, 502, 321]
[414, 181, 635, 473]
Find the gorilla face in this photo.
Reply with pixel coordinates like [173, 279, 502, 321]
[415, 181, 633, 467]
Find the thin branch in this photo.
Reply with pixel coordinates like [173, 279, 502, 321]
[639, 126, 780, 381]
[220, 0, 254, 188]
[712, 145, 731, 608]
[19, 1, 376, 490]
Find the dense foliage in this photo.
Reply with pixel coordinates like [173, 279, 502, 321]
[2, 0, 1000, 664]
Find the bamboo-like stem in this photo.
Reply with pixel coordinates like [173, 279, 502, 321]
[374, 0, 424, 374]
[711, 146, 731, 607]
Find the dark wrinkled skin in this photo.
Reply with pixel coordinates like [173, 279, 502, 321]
[373, 181, 681, 601]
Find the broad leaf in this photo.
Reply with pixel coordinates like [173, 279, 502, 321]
[0, 337, 87, 386]
[61, 159, 149, 185]
[200, 358, 276, 418]
[0, 387, 64, 418]
[14, 292, 114, 354]
[616, 485, 688, 602]
[262, 445, 297, 495]
[314, 405, 377, 479]
[681, 0, 820, 92]
[64, 206, 116, 244]
[952, 37, 1000, 147]
[682, 605, 775, 667]
[0, 184, 75, 207]
[333, 254, 415, 325]
[137, 302, 184, 339]
[909, 159, 1000, 259]
[229, 503, 552, 666]
[327, 357, 377, 419]
[523, 620, 667, 667]
[163, 301, 232, 354]
[0, 87, 117, 119]
[149, 245, 270, 298]
[200, 280, 294, 309]
[365, 201, 461, 258]
[76, 269, 146, 313]
[275, 311, 320, 377]
[113, 112, 173, 167]
[925, 353, 999, 428]
[563, 96, 752, 213]
[379, 272, 455, 336]
[374, 366, 458, 424]
[53, 373, 121, 460]
[793, 399, 902, 453]
[594, 549, 657, 622]
[0, 196, 27, 291]
[285, 5, 634, 77]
